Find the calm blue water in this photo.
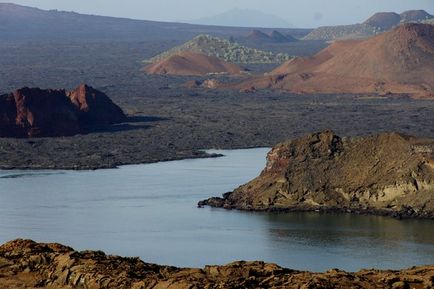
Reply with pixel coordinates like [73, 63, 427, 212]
[0, 148, 433, 272]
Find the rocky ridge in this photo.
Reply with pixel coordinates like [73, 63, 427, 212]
[0, 84, 126, 138]
[1, 239, 433, 289]
[200, 131, 434, 219]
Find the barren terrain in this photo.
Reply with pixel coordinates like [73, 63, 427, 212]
[0, 40, 433, 169]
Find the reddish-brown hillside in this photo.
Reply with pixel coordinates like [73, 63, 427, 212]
[144, 51, 245, 76]
[235, 24, 434, 98]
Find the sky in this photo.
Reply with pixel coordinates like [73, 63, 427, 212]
[4, 0, 434, 28]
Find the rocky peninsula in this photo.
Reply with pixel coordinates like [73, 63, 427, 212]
[200, 131, 434, 219]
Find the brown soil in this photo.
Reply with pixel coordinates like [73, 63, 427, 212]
[1, 239, 433, 289]
[199, 131, 434, 219]
[144, 51, 245, 76]
[234, 24, 434, 99]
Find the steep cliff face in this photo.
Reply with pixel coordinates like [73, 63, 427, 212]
[0, 85, 126, 138]
[200, 131, 434, 218]
[1, 239, 433, 289]
[1, 88, 80, 137]
[67, 84, 126, 126]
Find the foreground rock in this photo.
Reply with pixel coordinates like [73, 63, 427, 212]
[234, 24, 434, 99]
[1, 239, 433, 289]
[0, 84, 126, 138]
[200, 131, 434, 219]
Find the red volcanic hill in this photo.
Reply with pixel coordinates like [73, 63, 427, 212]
[0, 85, 126, 138]
[235, 24, 434, 98]
[144, 51, 245, 76]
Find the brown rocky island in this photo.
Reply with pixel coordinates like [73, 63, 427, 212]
[1, 239, 433, 289]
[199, 131, 434, 219]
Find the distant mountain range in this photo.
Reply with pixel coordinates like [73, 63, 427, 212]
[0, 3, 310, 42]
[188, 9, 293, 28]
[304, 10, 434, 41]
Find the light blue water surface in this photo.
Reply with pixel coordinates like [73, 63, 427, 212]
[1, 148, 433, 271]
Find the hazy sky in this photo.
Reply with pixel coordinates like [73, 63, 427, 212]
[5, 0, 434, 27]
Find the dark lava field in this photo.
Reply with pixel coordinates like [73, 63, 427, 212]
[0, 40, 433, 169]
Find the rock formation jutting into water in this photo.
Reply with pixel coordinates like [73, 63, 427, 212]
[200, 131, 434, 219]
[1, 239, 433, 289]
[0, 84, 126, 138]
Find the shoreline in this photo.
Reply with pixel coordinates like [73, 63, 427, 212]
[0, 150, 225, 171]
[198, 201, 434, 220]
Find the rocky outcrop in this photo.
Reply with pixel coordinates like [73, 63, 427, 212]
[200, 131, 434, 219]
[0, 85, 126, 138]
[1, 239, 434, 289]
[1, 88, 80, 138]
[67, 84, 126, 125]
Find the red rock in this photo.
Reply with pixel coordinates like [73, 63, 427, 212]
[0, 85, 126, 138]
[144, 51, 245, 76]
[234, 24, 434, 99]
[9, 87, 79, 137]
[67, 84, 126, 126]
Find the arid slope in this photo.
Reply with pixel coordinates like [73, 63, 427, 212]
[234, 24, 434, 98]
[144, 51, 245, 76]
[200, 131, 434, 218]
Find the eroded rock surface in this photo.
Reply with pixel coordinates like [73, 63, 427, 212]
[200, 131, 434, 218]
[0, 85, 126, 138]
[1, 239, 433, 289]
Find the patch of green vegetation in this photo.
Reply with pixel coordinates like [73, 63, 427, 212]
[145, 34, 292, 64]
